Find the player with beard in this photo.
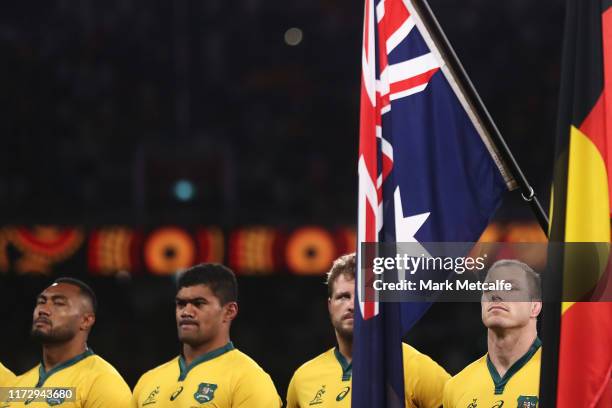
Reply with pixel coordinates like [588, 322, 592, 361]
[131, 263, 281, 407]
[286, 253, 450, 408]
[443, 260, 543, 408]
[7, 278, 131, 407]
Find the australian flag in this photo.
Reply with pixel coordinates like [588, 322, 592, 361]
[354, 0, 515, 406]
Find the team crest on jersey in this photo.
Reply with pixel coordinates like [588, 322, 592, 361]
[193, 383, 217, 403]
[45, 396, 63, 406]
[143, 386, 160, 406]
[44, 388, 71, 406]
[466, 399, 477, 408]
[517, 396, 538, 407]
[309, 385, 325, 405]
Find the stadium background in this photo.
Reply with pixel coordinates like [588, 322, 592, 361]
[0, 0, 559, 397]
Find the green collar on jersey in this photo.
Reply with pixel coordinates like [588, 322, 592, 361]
[36, 349, 94, 387]
[178, 342, 234, 381]
[486, 337, 541, 395]
[333, 347, 352, 382]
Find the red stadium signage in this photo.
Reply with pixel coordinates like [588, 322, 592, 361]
[0, 223, 544, 276]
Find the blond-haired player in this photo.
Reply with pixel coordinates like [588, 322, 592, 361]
[287, 253, 450, 408]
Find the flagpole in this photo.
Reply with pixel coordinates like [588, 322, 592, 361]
[411, 0, 550, 236]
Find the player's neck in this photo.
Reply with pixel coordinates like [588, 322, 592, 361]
[336, 335, 352, 363]
[42, 340, 88, 372]
[183, 337, 230, 366]
[487, 327, 537, 377]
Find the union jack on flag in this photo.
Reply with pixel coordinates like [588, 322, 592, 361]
[353, 0, 515, 406]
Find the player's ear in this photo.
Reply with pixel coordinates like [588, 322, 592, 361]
[81, 312, 96, 332]
[223, 302, 238, 323]
[530, 301, 542, 318]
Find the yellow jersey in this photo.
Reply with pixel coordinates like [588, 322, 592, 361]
[443, 338, 541, 408]
[0, 362, 15, 386]
[131, 342, 281, 408]
[286, 343, 450, 408]
[5, 349, 131, 408]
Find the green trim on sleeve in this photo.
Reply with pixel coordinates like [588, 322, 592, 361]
[333, 347, 353, 382]
[36, 349, 95, 387]
[486, 337, 542, 395]
[178, 342, 235, 381]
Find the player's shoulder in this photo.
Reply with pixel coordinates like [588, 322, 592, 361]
[78, 353, 130, 391]
[224, 348, 279, 397]
[291, 348, 336, 379]
[0, 362, 16, 385]
[225, 348, 273, 376]
[401, 343, 446, 371]
[446, 354, 488, 389]
[83, 354, 123, 375]
[12, 364, 40, 384]
[136, 356, 180, 383]
[402, 342, 428, 362]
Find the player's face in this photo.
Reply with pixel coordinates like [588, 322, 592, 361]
[481, 266, 541, 330]
[31, 283, 86, 343]
[328, 274, 355, 341]
[176, 284, 229, 347]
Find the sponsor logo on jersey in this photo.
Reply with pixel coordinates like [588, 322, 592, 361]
[170, 385, 183, 401]
[336, 386, 350, 401]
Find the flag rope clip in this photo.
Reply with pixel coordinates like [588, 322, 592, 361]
[521, 186, 534, 202]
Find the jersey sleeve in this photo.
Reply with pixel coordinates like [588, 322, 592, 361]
[84, 372, 132, 408]
[404, 349, 450, 408]
[285, 372, 300, 408]
[232, 368, 282, 408]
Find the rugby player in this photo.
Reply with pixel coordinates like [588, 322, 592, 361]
[443, 259, 542, 407]
[287, 253, 450, 408]
[8, 277, 131, 407]
[131, 263, 282, 407]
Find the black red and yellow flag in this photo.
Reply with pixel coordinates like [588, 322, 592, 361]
[543, 0, 612, 406]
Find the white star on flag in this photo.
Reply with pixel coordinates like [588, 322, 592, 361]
[393, 186, 429, 242]
[393, 186, 431, 280]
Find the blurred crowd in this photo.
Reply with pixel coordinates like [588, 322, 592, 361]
[0, 0, 562, 226]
